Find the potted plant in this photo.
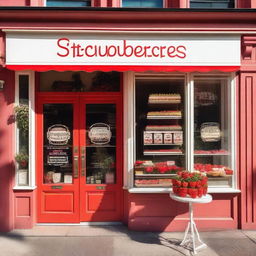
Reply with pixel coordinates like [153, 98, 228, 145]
[15, 152, 29, 169]
[14, 105, 29, 135]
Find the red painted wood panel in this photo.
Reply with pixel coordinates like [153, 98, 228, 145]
[239, 72, 256, 229]
[43, 193, 74, 212]
[239, 36, 256, 229]
[87, 192, 116, 211]
[14, 191, 35, 229]
[127, 194, 238, 231]
[0, 69, 15, 232]
[0, 0, 29, 6]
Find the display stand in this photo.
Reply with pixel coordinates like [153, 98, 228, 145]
[170, 192, 212, 254]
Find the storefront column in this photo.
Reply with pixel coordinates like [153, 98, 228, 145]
[239, 35, 256, 229]
[0, 68, 15, 232]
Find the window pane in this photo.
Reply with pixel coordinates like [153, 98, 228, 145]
[123, 0, 163, 8]
[47, 0, 91, 7]
[43, 104, 73, 184]
[19, 75, 29, 105]
[86, 104, 116, 184]
[16, 75, 29, 186]
[134, 77, 185, 188]
[194, 78, 233, 188]
[39, 71, 120, 92]
[190, 0, 234, 8]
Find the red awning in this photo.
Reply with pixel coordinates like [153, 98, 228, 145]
[6, 65, 240, 72]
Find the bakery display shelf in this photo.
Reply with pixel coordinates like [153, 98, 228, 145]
[143, 143, 181, 146]
[135, 173, 176, 177]
[147, 116, 182, 120]
[194, 153, 230, 156]
[143, 151, 184, 156]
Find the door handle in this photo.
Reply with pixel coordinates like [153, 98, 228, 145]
[73, 156, 79, 178]
[81, 146, 86, 177]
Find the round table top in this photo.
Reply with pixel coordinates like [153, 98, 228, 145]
[170, 192, 212, 204]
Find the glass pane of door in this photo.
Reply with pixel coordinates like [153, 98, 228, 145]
[85, 104, 116, 184]
[43, 104, 73, 184]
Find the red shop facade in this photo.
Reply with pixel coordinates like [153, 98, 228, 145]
[0, 7, 256, 232]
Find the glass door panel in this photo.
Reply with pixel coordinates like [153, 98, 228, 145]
[85, 104, 116, 184]
[43, 104, 74, 184]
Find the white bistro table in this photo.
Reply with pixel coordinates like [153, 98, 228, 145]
[170, 192, 212, 254]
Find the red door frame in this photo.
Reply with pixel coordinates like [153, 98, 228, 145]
[36, 92, 123, 223]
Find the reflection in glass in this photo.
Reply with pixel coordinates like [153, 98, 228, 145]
[86, 104, 116, 184]
[39, 71, 120, 92]
[43, 104, 73, 184]
[194, 78, 233, 187]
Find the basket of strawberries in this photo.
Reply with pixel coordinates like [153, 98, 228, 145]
[172, 171, 208, 198]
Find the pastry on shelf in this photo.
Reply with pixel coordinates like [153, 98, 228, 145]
[148, 93, 181, 104]
[147, 110, 182, 117]
[145, 125, 182, 131]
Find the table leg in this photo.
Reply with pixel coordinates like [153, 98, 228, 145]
[180, 202, 207, 254]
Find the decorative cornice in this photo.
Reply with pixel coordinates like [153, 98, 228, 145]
[0, 32, 5, 67]
[242, 35, 256, 61]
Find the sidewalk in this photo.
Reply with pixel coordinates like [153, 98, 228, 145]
[1, 225, 256, 256]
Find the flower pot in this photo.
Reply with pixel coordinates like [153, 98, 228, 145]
[18, 169, 28, 186]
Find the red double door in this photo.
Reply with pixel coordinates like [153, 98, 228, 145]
[37, 94, 123, 223]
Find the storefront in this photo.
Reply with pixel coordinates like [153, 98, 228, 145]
[0, 7, 256, 232]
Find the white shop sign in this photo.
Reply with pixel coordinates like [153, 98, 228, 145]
[5, 32, 240, 66]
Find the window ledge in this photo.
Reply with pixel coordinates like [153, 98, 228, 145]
[128, 187, 241, 194]
[13, 185, 37, 191]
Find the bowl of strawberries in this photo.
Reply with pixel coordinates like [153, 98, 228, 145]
[172, 171, 208, 198]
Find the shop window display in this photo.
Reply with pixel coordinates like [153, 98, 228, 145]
[134, 77, 185, 187]
[194, 78, 233, 187]
[133, 75, 235, 190]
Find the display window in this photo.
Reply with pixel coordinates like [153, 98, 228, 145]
[14, 71, 36, 189]
[134, 76, 185, 188]
[130, 73, 236, 192]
